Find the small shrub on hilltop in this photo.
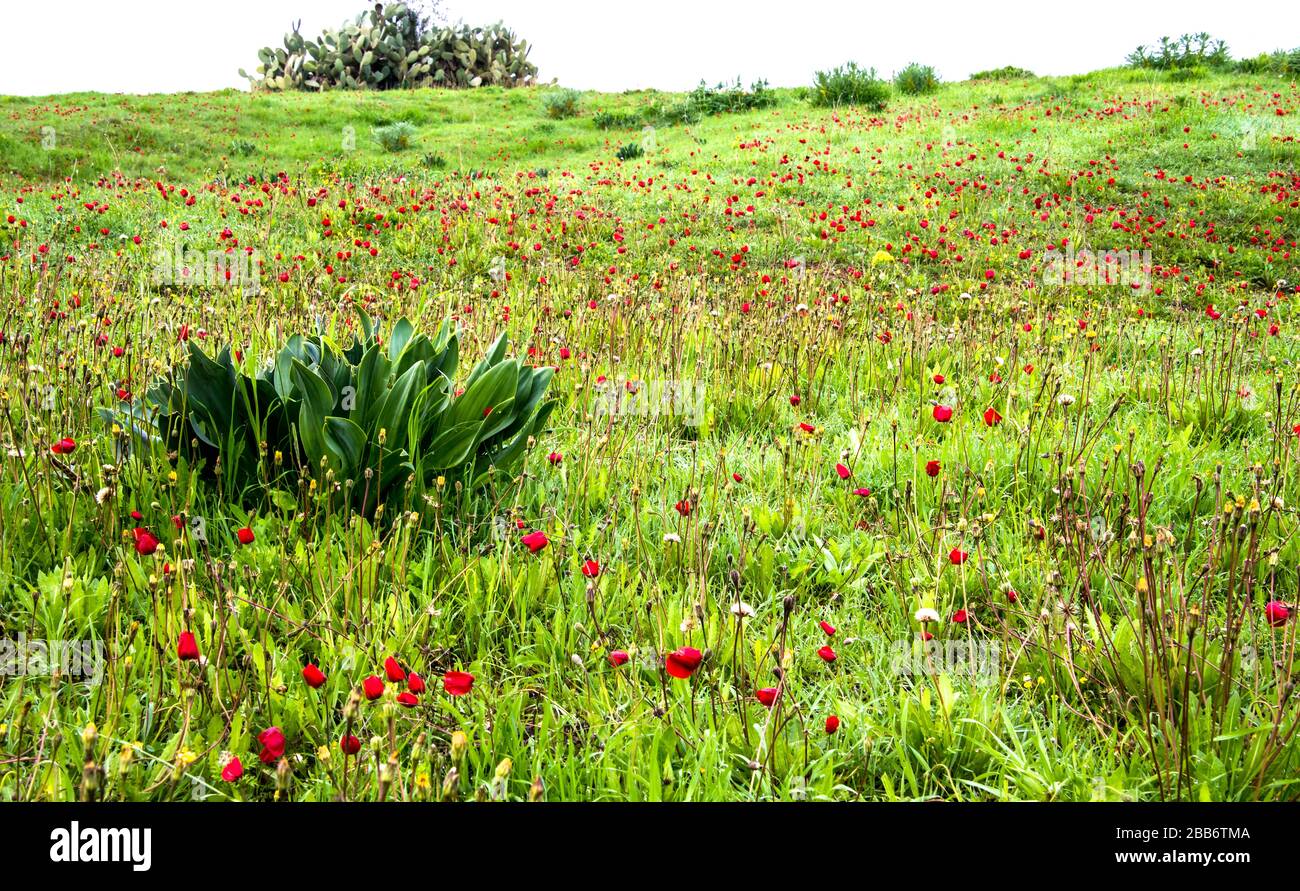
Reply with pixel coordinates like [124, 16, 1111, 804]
[969, 65, 1035, 81]
[542, 88, 584, 119]
[811, 62, 889, 110]
[894, 62, 940, 95]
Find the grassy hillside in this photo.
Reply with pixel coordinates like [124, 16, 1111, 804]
[1, 69, 1294, 185]
[1, 67, 1299, 802]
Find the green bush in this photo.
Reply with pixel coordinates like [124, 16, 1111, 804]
[112, 314, 555, 515]
[616, 142, 644, 161]
[683, 79, 775, 115]
[542, 88, 583, 119]
[373, 121, 417, 152]
[1126, 32, 1231, 70]
[811, 63, 889, 110]
[227, 138, 257, 157]
[1234, 48, 1300, 75]
[894, 63, 940, 95]
[969, 65, 1035, 81]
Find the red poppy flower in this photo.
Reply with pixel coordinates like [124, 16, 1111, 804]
[932, 374, 945, 385]
[732, 472, 743, 483]
[522, 530, 549, 553]
[339, 734, 362, 756]
[581, 559, 601, 578]
[932, 404, 953, 423]
[407, 673, 426, 694]
[798, 422, 816, 433]
[221, 756, 244, 782]
[397, 692, 419, 708]
[664, 646, 703, 679]
[132, 527, 159, 556]
[853, 487, 871, 497]
[50, 437, 76, 455]
[302, 663, 326, 688]
[835, 462, 851, 480]
[608, 650, 630, 667]
[1265, 601, 1291, 628]
[177, 631, 200, 661]
[949, 547, 968, 565]
[1006, 589, 1019, 604]
[952, 609, 969, 623]
[363, 674, 385, 700]
[756, 687, 779, 707]
[983, 407, 1002, 427]
[547, 451, 563, 465]
[444, 670, 475, 696]
[674, 499, 692, 516]
[817, 645, 837, 663]
[789, 394, 801, 406]
[825, 714, 840, 734]
[235, 526, 255, 545]
[925, 460, 941, 477]
[819, 620, 836, 636]
[384, 656, 406, 683]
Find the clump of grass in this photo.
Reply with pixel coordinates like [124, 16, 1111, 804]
[373, 121, 418, 152]
[542, 88, 583, 119]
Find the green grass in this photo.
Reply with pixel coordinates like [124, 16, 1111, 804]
[0, 69, 1298, 802]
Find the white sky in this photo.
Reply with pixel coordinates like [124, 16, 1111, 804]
[0, 0, 1290, 96]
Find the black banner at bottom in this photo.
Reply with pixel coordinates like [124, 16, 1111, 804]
[0, 801, 1282, 877]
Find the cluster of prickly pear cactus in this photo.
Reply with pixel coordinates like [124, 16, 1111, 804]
[241, 3, 536, 91]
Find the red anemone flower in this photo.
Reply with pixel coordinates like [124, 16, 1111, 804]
[132, 527, 160, 556]
[221, 756, 244, 782]
[444, 670, 475, 696]
[384, 656, 406, 683]
[302, 663, 326, 688]
[664, 646, 703, 679]
[177, 631, 200, 661]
